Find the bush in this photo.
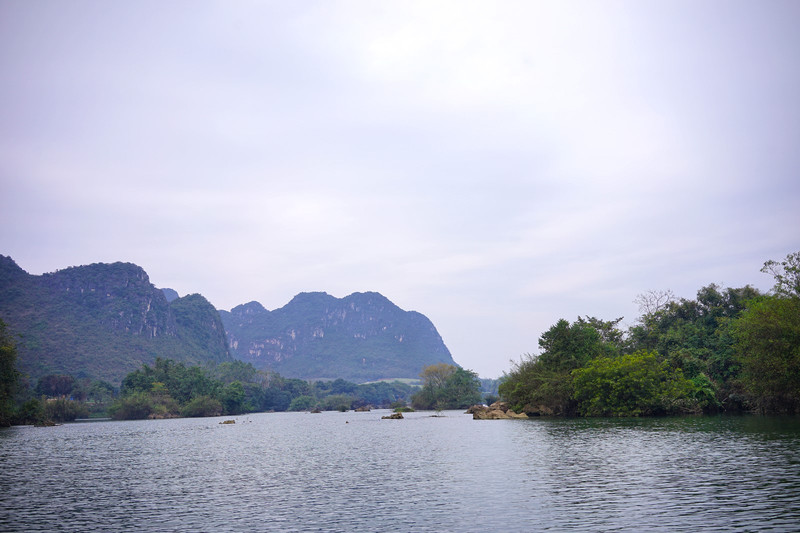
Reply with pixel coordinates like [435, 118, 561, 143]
[109, 392, 154, 420]
[15, 399, 45, 425]
[411, 365, 482, 410]
[318, 394, 354, 412]
[498, 355, 576, 415]
[44, 398, 89, 422]
[572, 351, 700, 416]
[181, 396, 223, 418]
[288, 395, 316, 412]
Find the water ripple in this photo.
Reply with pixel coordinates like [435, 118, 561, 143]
[2, 412, 800, 531]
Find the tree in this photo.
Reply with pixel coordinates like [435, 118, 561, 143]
[634, 289, 676, 319]
[572, 351, 699, 416]
[0, 320, 20, 426]
[500, 318, 618, 415]
[88, 380, 117, 404]
[499, 354, 574, 415]
[761, 251, 800, 298]
[220, 381, 248, 415]
[411, 364, 481, 410]
[626, 284, 761, 409]
[108, 391, 154, 420]
[181, 395, 223, 418]
[735, 296, 800, 413]
[419, 363, 456, 391]
[36, 374, 76, 397]
[288, 395, 316, 412]
[537, 318, 611, 372]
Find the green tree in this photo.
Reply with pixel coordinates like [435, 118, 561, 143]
[213, 360, 260, 384]
[441, 367, 482, 408]
[181, 395, 223, 418]
[572, 351, 699, 416]
[761, 250, 800, 297]
[36, 374, 76, 397]
[537, 318, 610, 371]
[44, 397, 89, 422]
[108, 391, 154, 420]
[500, 318, 616, 415]
[730, 251, 800, 413]
[411, 364, 481, 410]
[288, 395, 316, 411]
[0, 320, 20, 426]
[220, 381, 248, 415]
[735, 295, 800, 413]
[627, 284, 760, 409]
[16, 398, 45, 425]
[319, 393, 355, 412]
[87, 380, 117, 404]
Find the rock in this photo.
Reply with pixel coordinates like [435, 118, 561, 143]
[489, 401, 510, 412]
[355, 406, 371, 412]
[381, 412, 404, 419]
[522, 404, 554, 416]
[219, 419, 235, 424]
[471, 403, 528, 420]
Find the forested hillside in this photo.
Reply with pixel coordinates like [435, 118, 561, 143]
[0, 256, 230, 384]
[220, 291, 456, 382]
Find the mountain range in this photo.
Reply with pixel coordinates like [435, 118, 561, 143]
[0, 256, 230, 384]
[0, 256, 455, 384]
[220, 291, 455, 382]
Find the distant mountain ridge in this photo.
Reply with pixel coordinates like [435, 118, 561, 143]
[0, 255, 458, 385]
[0, 256, 230, 383]
[220, 291, 456, 382]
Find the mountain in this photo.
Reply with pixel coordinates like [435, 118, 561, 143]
[161, 288, 180, 303]
[219, 291, 456, 382]
[0, 256, 230, 384]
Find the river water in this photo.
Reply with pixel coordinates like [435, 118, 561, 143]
[2, 411, 799, 532]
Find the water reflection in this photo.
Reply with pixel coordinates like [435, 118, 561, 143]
[1, 412, 799, 532]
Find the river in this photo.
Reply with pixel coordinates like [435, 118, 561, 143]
[2, 411, 799, 532]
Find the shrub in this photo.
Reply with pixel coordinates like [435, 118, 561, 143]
[572, 350, 700, 416]
[287, 395, 316, 412]
[181, 395, 223, 418]
[109, 391, 154, 420]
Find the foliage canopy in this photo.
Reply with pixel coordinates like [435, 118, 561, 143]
[501, 251, 800, 416]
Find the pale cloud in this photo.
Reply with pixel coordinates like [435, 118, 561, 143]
[1, 1, 799, 377]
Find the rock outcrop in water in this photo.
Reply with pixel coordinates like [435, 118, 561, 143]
[468, 401, 529, 420]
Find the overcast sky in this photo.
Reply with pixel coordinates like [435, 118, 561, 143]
[2, 1, 799, 378]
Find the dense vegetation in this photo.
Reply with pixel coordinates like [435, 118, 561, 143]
[0, 350, 419, 423]
[410, 363, 483, 410]
[500, 251, 800, 416]
[0, 324, 120, 426]
[108, 358, 418, 419]
[1, 319, 20, 426]
[0, 256, 230, 384]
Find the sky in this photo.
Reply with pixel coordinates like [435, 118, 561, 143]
[1, 1, 799, 378]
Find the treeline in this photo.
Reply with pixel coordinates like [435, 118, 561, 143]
[1, 320, 118, 425]
[0, 331, 419, 424]
[500, 251, 800, 416]
[109, 358, 417, 419]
